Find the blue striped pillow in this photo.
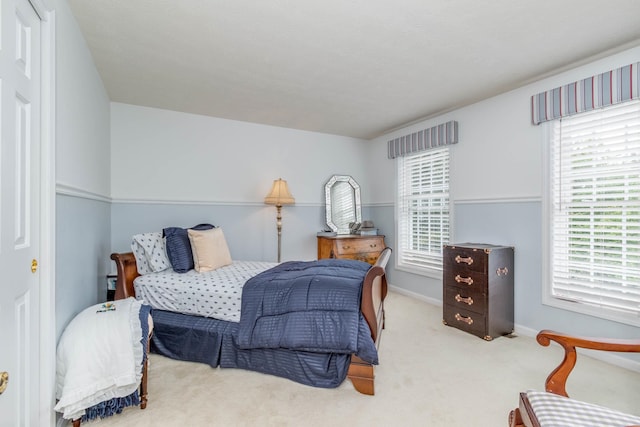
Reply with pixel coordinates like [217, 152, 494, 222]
[163, 224, 215, 273]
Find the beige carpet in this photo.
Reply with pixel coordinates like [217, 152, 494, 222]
[80, 292, 640, 427]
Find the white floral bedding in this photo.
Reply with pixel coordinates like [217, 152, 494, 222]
[133, 260, 277, 322]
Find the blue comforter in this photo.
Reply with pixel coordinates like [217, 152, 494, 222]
[237, 258, 379, 364]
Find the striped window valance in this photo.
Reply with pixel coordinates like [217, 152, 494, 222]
[387, 120, 458, 159]
[532, 62, 639, 125]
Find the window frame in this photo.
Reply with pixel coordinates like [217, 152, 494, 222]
[395, 146, 452, 279]
[542, 101, 640, 327]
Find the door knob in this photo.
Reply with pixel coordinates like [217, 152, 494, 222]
[31, 259, 38, 273]
[0, 372, 8, 394]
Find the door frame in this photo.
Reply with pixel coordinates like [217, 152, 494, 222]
[28, 0, 55, 425]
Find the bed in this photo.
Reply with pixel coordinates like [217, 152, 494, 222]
[110, 232, 390, 395]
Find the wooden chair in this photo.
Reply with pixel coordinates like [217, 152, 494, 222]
[509, 330, 640, 427]
[70, 314, 153, 426]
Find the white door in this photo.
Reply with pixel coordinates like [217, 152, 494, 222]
[0, 0, 42, 425]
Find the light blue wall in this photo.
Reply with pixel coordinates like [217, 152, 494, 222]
[454, 201, 542, 326]
[54, 0, 111, 338]
[55, 195, 111, 339]
[110, 203, 327, 266]
[108, 103, 374, 269]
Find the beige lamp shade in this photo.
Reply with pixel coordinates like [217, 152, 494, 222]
[264, 178, 295, 206]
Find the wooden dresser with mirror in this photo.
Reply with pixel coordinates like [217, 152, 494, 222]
[319, 174, 386, 265]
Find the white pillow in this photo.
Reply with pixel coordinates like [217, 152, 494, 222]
[131, 232, 172, 274]
[188, 228, 232, 272]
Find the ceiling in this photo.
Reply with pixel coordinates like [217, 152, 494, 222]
[67, 0, 640, 139]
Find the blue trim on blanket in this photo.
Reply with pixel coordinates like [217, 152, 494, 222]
[81, 393, 141, 421]
[80, 304, 152, 422]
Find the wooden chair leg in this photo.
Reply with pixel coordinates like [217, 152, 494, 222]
[139, 356, 149, 409]
[72, 419, 81, 427]
[138, 325, 152, 410]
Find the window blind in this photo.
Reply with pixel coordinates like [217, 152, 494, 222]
[397, 147, 450, 272]
[550, 100, 640, 316]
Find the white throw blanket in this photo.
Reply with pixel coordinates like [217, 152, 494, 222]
[54, 298, 144, 420]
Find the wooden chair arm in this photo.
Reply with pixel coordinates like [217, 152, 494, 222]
[536, 329, 640, 397]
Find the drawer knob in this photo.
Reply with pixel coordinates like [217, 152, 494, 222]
[496, 267, 509, 276]
[455, 294, 474, 305]
[369, 244, 377, 248]
[454, 275, 474, 286]
[342, 245, 351, 250]
[455, 255, 474, 265]
[454, 313, 473, 325]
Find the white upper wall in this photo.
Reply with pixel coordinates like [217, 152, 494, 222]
[367, 45, 640, 204]
[55, 0, 110, 196]
[111, 103, 370, 204]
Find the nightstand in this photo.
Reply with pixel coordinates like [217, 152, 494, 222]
[106, 274, 117, 301]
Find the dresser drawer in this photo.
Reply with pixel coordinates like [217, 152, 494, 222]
[317, 235, 386, 266]
[443, 245, 488, 274]
[338, 252, 381, 265]
[333, 237, 384, 255]
[443, 305, 487, 340]
[443, 285, 486, 315]
[443, 269, 488, 292]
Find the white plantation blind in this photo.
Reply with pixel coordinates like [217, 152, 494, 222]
[397, 147, 450, 272]
[550, 100, 640, 317]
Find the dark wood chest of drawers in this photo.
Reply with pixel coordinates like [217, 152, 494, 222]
[442, 243, 514, 340]
[317, 235, 386, 265]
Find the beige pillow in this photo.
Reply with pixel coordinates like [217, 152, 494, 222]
[187, 228, 232, 272]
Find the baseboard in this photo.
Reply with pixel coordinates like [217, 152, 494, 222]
[388, 284, 442, 307]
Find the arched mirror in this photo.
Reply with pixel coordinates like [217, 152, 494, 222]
[325, 175, 362, 234]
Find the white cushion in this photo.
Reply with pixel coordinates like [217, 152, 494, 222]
[188, 228, 232, 272]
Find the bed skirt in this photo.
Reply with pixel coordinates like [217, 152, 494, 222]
[150, 310, 352, 388]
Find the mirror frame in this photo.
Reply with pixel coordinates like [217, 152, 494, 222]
[324, 175, 362, 234]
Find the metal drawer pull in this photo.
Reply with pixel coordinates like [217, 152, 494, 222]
[496, 267, 509, 276]
[454, 313, 473, 325]
[341, 245, 351, 250]
[454, 275, 474, 285]
[369, 244, 377, 248]
[455, 255, 474, 265]
[455, 294, 474, 305]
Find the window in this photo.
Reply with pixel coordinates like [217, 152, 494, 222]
[545, 100, 640, 325]
[397, 147, 450, 276]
